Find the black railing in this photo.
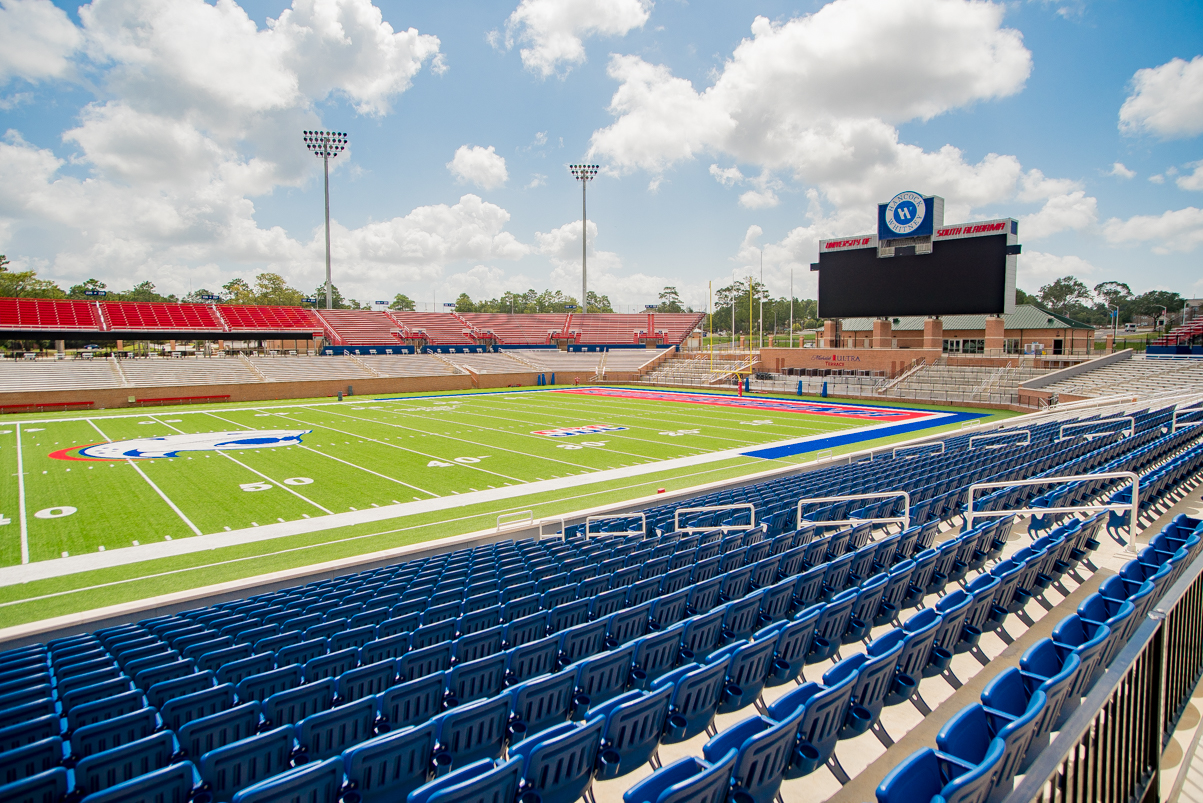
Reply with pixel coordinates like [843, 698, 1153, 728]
[1004, 545, 1203, 803]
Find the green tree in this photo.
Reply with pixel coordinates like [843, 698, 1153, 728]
[1037, 276, 1091, 317]
[120, 281, 175, 302]
[68, 279, 108, 299]
[585, 291, 613, 313]
[0, 260, 66, 299]
[656, 286, 684, 313]
[1015, 288, 1031, 305]
[390, 293, 416, 311]
[454, 293, 475, 312]
[223, 278, 255, 305]
[252, 273, 304, 306]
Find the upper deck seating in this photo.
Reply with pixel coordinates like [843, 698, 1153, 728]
[458, 314, 565, 345]
[102, 302, 223, 331]
[0, 298, 101, 331]
[316, 311, 405, 346]
[218, 306, 322, 333]
[390, 313, 474, 345]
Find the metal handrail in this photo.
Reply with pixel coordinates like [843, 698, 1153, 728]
[585, 512, 647, 537]
[1058, 415, 1135, 442]
[965, 471, 1139, 545]
[496, 510, 533, 531]
[795, 491, 910, 531]
[673, 504, 756, 534]
[1172, 405, 1203, 432]
[893, 441, 945, 459]
[968, 429, 1032, 450]
[1002, 536, 1203, 803]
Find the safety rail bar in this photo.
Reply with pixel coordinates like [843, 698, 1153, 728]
[965, 471, 1139, 546]
[496, 510, 533, 531]
[1001, 528, 1203, 803]
[673, 504, 756, 534]
[796, 491, 910, 531]
[585, 512, 648, 537]
[892, 441, 945, 459]
[969, 429, 1032, 450]
[538, 517, 566, 541]
[1172, 405, 1203, 432]
[1058, 416, 1135, 442]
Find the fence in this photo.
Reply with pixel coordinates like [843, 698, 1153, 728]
[1003, 534, 1203, 803]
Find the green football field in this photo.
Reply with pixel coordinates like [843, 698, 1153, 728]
[0, 386, 1012, 626]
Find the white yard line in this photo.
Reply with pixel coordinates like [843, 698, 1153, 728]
[15, 424, 28, 565]
[215, 450, 334, 515]
[89, 419, 203, 537]
[298, 446, 439, 497]
[0, 412, 956, 587]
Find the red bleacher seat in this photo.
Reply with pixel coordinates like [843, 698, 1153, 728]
[219, 305, 323, 333]
[102, 301, 223, 331]
[317, 310, 406, 346]
[390, 312, 475, 345]
[458, 313, 565, 345]
[1151, 319, 1203, 346]
[0, 298, 102, 330]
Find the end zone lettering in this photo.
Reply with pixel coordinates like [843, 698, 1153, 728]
[532, 424, 629, 437]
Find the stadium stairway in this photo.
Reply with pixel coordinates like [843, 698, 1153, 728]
[0, 400, 1201, 803]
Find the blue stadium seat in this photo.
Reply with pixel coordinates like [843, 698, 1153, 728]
[622, 748, 737, 803]
[177, 702, 262, 762]
[230, 756, 343, 803]
[78, 761, 198, 803]
[199, 725, 297, 803]
[407, 756, 523, 803]
[701, 706, 804, 803]
[0, 767, 69, 803]
[74, 731, 175, 798]
[297, 697, 377, 761]
[653, 659, 727, 743]
[509, 717, 605, 803]
[342, 723, 435, 803]
[430, 694, 510, 772]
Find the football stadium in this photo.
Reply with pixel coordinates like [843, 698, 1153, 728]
[3, 4, 1203, 799]
[3, 187, 1203, 803]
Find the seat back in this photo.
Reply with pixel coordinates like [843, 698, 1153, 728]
[431, 695, 510, 769]
[656, 658, 728, 743]
[407, 756, 523, 803]
[399, 642, 453, 682]
[231, 756, 343, 803]
[598, 685, 673, 777]
[378, 673, 446, 731]
[342, 722, 435, 803]
[513, 719, 604, 803]
[75, 731, 175, 798]
[177, 702, 262, 762]
[573, 646, 635, 708]
[199, 725, 295, 803]
[264, 677, 335, 726]
[338, 659, 397, 703]
[74, 762, 196, 803]
[506, 636, 560, 684]
[447, 655, 507, 704]
[510, 672, 576, 736]
[622, 750, 737, 803]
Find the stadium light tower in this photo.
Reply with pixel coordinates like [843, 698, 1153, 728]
[304, 130, 348, 309]
[568, 164, 599, 314]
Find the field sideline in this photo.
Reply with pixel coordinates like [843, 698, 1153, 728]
[0, 385, 1013, 626]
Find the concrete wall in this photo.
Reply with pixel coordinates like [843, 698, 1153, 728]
[0, 373, 475, 411]
[760, 347, 942, 377]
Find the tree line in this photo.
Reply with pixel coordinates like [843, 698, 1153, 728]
[1019, 277, 1187, 327]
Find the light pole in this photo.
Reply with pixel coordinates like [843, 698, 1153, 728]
[757, 247, 763, 349]
[303, 130, 348, 310]
[789, 268, 794, 348]
[568, 164, 599, 314]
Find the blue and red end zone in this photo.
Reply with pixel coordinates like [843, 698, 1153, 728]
[555, 386, 987, 459]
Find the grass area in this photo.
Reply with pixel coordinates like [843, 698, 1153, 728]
[0, 385, 1014, 626]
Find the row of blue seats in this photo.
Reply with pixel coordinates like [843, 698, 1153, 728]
[0, 514, 992, 803]
[874, 512, 1203, 803]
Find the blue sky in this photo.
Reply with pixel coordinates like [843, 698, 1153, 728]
[0, 0, 1201, 311]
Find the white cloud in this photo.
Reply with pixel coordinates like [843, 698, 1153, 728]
[1109, 162, 1136, 179]
[709, 164, 743, 187]
[441, 264, 530, 302]
[447, 145, 509, 190]
[0, 0, 455, 301]
[526, 173, 547, 189]
[1103, 207, 1203, 254]
[1119, 56, 1203, 139]
[1019, 190, 1097, 239]
[1032, 0, 1085, 20]
[1017, 169, 1080, 203]
[1177, 162, 1203, 191]
[504, 0, 652, 77]
[739, 189, 779, 209]
[1149, 174, 1166, 184]
[591, 0, 1030, 204]
[0, 0, 82, 86]
[1018, 250, 1097, 286]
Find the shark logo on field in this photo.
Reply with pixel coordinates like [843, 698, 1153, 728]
[51, 430, 312, 461]
[531, 424, 628, 438]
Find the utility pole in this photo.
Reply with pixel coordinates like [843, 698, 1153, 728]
[790, 268, 794, 348]
[758, 247, 763, 349]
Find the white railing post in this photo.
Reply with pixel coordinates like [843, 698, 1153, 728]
[795, 491, 911, 531]
[496, 510, 534, 531]
[673, 504, 756, 534]
[968, 430, 1032, 450]
[964, 471, 1140, 547]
